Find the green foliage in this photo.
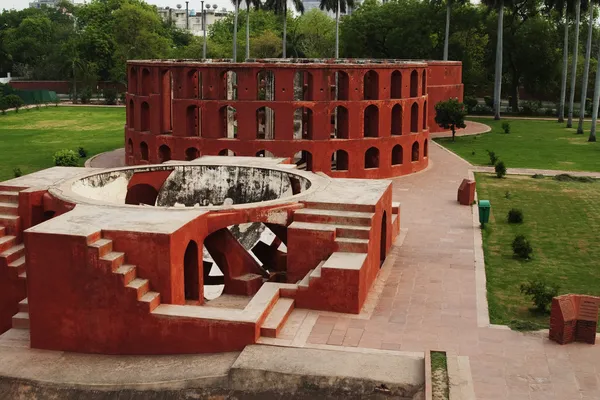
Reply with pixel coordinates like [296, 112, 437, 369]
[520, 100, 542, 116]
[53, 149, 79, 167]
[250, 30, 283, 58]
[520, 279, 559, 314]
[295, 9, 335, 58]
[483, 96, 493, 108]
[12, 168, 22, 178]
[103, 87, 118, 105]
[512, 234, 532, 259]
[463, 96, 478, 114]
[434, 98, 467, 141]
[553, 174, 595, 183]
[507, 208, 523, 224]
[532, 174, 544, 179]
[77, 147, 87, 158]
[501, 121, 510, 134]
[495, 161, 506, 178]
[486, 150, 498, 165]
[3, 95, 24, 112]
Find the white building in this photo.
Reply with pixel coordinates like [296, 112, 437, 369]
[158, 5, 228, 36]
[29, 0, 72, 8]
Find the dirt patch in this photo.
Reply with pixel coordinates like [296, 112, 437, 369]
[430, 352, 449, 400]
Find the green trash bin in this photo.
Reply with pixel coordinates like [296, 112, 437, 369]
[478, 200, 491, 225]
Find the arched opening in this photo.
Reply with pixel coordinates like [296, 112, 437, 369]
[221, 70, 238, 100]
[412, 141, 420, 162]
[335, 71, 350, 100]
[256, 106, 275, 139]
[140, 142, 149, 161]
[331, 150, 349, 171]
[294, 107, 313, 140]
[220, 106, 237, 138]
[424, 139, 428, 158]
[161, 69, 173, 133]
[423, 100, 427, 130]
[364, 105, 379, 137]
[158, 145, 171, 163]
[391, 104, 402, 136]
[128, 99, 135, 128]
[411, 102, 419, 133]
[365, 147, 380, 169]
[129, 67, 137, 94]
[331, 106, 349, 139]
[391, 70, 402, 99]
[125, 184, 158, 205]
[127, 138, 133, 155]
[422, 70, 426, 96]
[294, 151, 313, 171]
[186, 105, 201, 137]
[141, 68, 151, 96]
[257, 70, 275, 100]
[185, 147, 199, 161]
[140, 102, 150, 132]
[392, 145, 403, 165]
[294, 70, 313, 101]
[256, 150, 275, 157]
[380, 211, 387, 267]
[218, 149, 236, 156]
[184, 241, 200, 302]
[363, 70, 379, 100]
[42, 210, 56, 222]
[410, 70, 418, 97]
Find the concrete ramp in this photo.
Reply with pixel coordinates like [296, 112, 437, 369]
[230, 345, 425, 399]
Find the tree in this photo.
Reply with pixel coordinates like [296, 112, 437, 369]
[433, 0, 468, 61]
[250, 30, 282, 57]
[4, 94, 24, 113]
[319, 0, 354, 58]
[231, 0, 241, 61]
[244, 0, 262, 59]
[589, 38, 600, 141]
[577, 3, 597, 133]
[263, 0, 304, 57]
[295, 9, 336, 58]
[567, 0, 582, 127]
[434, 98, 467, 141]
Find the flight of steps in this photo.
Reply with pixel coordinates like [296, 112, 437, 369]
[88, 238, 161, 312]
[259, 297, 295, 338]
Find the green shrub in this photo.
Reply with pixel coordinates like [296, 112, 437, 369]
[79, 87, 93, 104]
[487, 150, 498, 165]
[520, 100, 542, 116]
[553, 174, 595, 183]
[0, 96, 7, 115]
[501, 121, 510, 134]
[13, 168, 22, 178]
[103, 88, 118, 105]
[520, 279, 559, 313]
[53, 149, 79, 167]
[463, 96, 478, 114]
[483, 95, 494, 108]
[507, 208, 523, 223]
[473, 104, 493, 115]
[78, 147, 88, 158]
[4, 94, 24, 113]
[532, 174, 544, 179]
[495, 161, 506, 178]
[512, 234, 532, 259]
[544, 108, 556, 117]
[119, 92, 126, 104]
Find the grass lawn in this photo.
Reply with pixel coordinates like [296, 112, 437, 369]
[0, 106, 124, 181]
[476, 173, 600, 330]
[435, 118, 600, 172]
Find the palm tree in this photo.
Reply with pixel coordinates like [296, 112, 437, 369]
[567, 0, 582, 127]
[482, 0, 509, 120]
[244, 0, 262, 59]
[319, 0, 355, 58]
[231, 0, 241, 61]
[577, 3, 597, 133]
[433, 0, 467, 61]
[263, 0, 305, 58]
[589, 45, 600, 141]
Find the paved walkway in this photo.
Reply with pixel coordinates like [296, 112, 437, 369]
[86, 148, 125, 168]
[272, 142, 600, 400]
[474, 166, 600, 179]
[430, 121, 491, 139]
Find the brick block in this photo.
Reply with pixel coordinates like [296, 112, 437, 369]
[457, 179, 475, 206]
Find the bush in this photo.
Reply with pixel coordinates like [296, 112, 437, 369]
[79, 87, 93, 104]
[495, 161, 506, 178]
[483, 95, 494, 108]
[507, 208, 523, 223]
[512, 234, 532, 259]
[53, 149, 79, 167]
[78, 147, 88, 158]
[103, 87, 118, 105]
[472, 104, 493, 115]
[553, 173, 595, 183]
[119, 92, 126, 104]
[13, 168, 22, 178]
[487, 150, 498, 165]
[4, 94, 24, 113]
[520, 100, 542, 116]
[544, 108, 556, 117]
[463, 96, 478, 114]
[520, 279, 559, 314]
[501, 121, 510, 134]
[532, 174, 544, 179]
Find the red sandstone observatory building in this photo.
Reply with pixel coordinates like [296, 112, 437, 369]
[0, 58, 463, 355]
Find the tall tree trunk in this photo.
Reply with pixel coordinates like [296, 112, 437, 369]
[493, 1, 504, 120]
[577, 6, 594, 133]
[282, 2, 287, 58]
[245, 1, 250, 59]
[589, 39, 600, 141]
[567, 0, 581, 128]
[443, 1, 451, 61]
[233, 0, 239, 61]
[73, 61, 77, 105]
[559, 13, 569, 123]
[335, 0, 340, 58]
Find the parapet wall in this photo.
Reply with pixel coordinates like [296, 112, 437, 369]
[125, 59, 463, 179]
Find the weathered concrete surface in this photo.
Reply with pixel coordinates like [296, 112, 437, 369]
[0, 167, 102, 190]
[230, 345, 425, 399]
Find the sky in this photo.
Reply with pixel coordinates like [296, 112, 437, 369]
[1, 0, 235, 13]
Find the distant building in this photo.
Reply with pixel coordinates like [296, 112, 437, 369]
[302, 0, 361, 17]
[158, 5, 228, 36]
[29, 0, 71, 8]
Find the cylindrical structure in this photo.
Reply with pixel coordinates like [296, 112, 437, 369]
[125, 59, 463, 179]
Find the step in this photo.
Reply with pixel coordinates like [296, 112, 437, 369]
[19, 271, 26, 279]
[0, 235, 16, 253]
[293, 209, 374, 227]
[8, 256, 26, 275]
[303, 201, 376, 213]
[18, 298, 28, 313]
[0, 226, 5, 237]
[127, 278, 150, 299]
[322, 252, 367, 271]
[298, 269, 313, 288]
[0, 191, 18, 203]
[100, 251, 125, 271]
[114, 264, 136, 285]
[0, 214, 19, 223]
[337, 225, 371, 240]
[392, 202, 401, 214]
[1, 244, 25, 265]
[336, 237, 369, 253]
[89, 238, 113, 257]
[139, 291, 161, 311]
[309, 261, 325, 282]
[260, 298, 295, 338]
[12, 312, 29, 329]
[0, 202, 18, 216]
[287, 221, 371, 239]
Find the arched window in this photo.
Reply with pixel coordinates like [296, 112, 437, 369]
[392, 145, 403, 165]
[140, 102, 150, 132]
[391, 70, 402, 99]
[363, 70, 379, 100]
[365, 147, 380, 169]
[128, 99, 135, 128]
[391, 104, 402, 136]
[220, 106, 237, 138]
[186, 105, 200, 137]
[422, 70, 426, 96]
[218, 149, 236, 156]
[256, 150, 275, 157]
[424, 139, 428, 158]
[125, 184, 158, 206]
[294, 107, 313, 140]
[335, 71, 350, 100]
[140, 142, 149, 161]
[331, 150, 349, 171]
[127, 139, 133, 155]
[257, 70, 275, 100]
[423, 100, 427, 131]
[410, 70, 418, 97]
[257, 106, 275, 139]
[331, 106, 349, 139]
[129, 67, 137, 94]
[294, 151, 313, 171]
[411, 102, 419, 133]
[364, 105, 379, 137]
[411, 141, 420, 162]
[184, 241, 200, 301]
[294, 70, 313, 101]
[185, 147, 199, 161]
[141, 68, 151, 96]
[158, 145, 171, 163]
